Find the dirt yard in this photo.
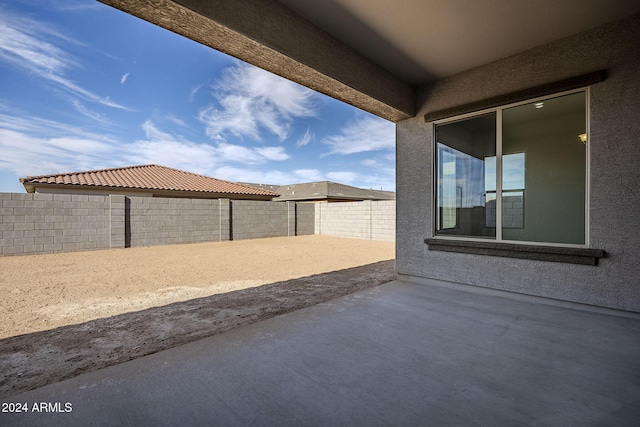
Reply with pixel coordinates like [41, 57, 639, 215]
[0, 235, 395, 398]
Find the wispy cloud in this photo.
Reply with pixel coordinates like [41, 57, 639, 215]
[294, 169, 324, 182]
[0, 114, 395, 191]
[322, 115, 394, 156]
[128, 120, 290, 169]
[0, 8, 129, 110]
[0, 111, 294, 183]
[47, 1, 104, 12]
[326, 171, 358, 184]
[0, 111, 117, 142]
[0, 12, 74, 74]
[199, 63, 316, 141]
[0, 115, 123, 177]
[360, 157, 394, 174]
[213, 166, 296, 185]
[359, 154, 396, 190]
[296, 128, 314, 147]
[189, 82, 207, 100]
[120, 72, 130, 85]
[124, 141, 219, 175]
[164, 114, 187, 128]
[255, 146, 290, 161]
[215, 143, 266, 165]
[360, 158, 380, 168]
[72, 100, 113, 125]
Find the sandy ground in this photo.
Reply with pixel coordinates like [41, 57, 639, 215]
[0, 235, 395, 398]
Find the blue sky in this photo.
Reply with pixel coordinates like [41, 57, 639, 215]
[0, 0, 395, 193]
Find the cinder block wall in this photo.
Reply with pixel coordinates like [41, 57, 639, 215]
[370, 201, 396, 241]
[315, 200, 396, 241]
[230, 200, 289, 240]
[295, 203, 315, 235]
[127, 197, 220, 247]
[0, 194, 397, 255]
[0, 193, 112, 255]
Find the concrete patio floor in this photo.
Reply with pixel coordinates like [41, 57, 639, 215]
[2, 277, 639, 426]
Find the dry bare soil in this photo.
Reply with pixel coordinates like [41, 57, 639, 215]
[0, 235, 395, 399]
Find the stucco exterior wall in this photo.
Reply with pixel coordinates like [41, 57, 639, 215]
[396, 14, 640, 312]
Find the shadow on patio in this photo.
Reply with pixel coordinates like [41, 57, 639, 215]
[0, 260, 395, 400]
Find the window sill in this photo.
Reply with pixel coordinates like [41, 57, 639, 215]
[424, 238, 605, 266]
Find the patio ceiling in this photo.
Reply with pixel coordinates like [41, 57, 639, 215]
[278, 0, 640, 86]
[98, 0, 640, 121]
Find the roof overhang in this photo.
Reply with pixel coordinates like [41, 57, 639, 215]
[21, 182, 275, 200]
[98, 0, 640, 122]
[98, 0, 414, 122]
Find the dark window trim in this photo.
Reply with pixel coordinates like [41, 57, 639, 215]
[424, 70, 606, 122]
[424, 238, 605, 266]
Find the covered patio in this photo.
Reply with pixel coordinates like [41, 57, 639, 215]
[2, 278, 638, 425]
[2, 1, 639, 425]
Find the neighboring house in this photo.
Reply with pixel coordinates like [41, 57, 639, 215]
[89, 2, 640, 313]
[19, 164, 278, 201]
[241, 181, 395, 203]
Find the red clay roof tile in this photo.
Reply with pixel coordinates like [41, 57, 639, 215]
[19, 164, 278, 197]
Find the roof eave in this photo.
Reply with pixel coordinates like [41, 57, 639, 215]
[21, 182, 275, 200]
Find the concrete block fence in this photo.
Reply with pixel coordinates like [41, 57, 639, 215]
[315, 200, 395, 242]
[230, 200, 290, 241]
[296, 203, 315, 236]
[0, 193, 395, 255]
[0, 193, 112, 255]
[126, 196, 221, 247]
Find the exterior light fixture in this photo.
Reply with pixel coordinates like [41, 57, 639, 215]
[534, 102, 544, 109]
[578, 133, 587, 143]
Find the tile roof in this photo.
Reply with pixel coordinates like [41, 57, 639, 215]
[241, 181, 396, 201]
[20, 165, 279, 197]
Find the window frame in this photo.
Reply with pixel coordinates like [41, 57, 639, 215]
[431, 88, 590, 249]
